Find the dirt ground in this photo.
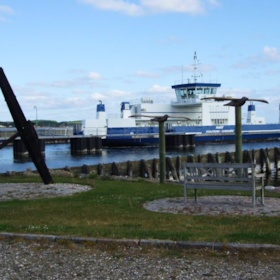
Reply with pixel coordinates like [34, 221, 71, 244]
[0, 183, 92, 201]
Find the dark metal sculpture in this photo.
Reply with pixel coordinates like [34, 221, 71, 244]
[130, 114, 190, 184]
[201, 96, 268, 163]
[201, 96, 268, 107]
[0, 68, 53, 184]
[130, 114, 190, 122]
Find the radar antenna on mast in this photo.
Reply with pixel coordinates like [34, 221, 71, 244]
[191, 51, 200, 83]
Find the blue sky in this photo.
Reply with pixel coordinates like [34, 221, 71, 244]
[0, 0, 280, 123]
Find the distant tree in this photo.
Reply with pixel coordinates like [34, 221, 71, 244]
[0, 120, 81, 128]
[31, 120, 82, 127]
[0, 121, 14, 127]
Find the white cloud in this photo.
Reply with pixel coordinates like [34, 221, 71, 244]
[123, 79, 135, 84]
[0, 5, 14, 14]
[79, 0, 144, 16]
[90, 92, 108, 100]
[232, 63, 249, 69]
[23, 96, 47, 101]
[0, 5, 14, 21]
[79, 0, 220, 16]
[14, 86, 43, 96]
[263, 46, 280, 62]
[219, 88, 255, 99]
[265, 69, 280, 76]
[147, 84, 171, 93]
[135, 70, 160, 78]
[232, 46, 280, 70]
[28, 71, 104, 88]
[208, 0, 220, 8]
[65, 97, 87, 106]
[90, 89, 133, 101]
[72, 89, 90, 94]
[88, 72, 103, 80]
[108, 89, 131, 96]
[28, 80, 81, 88]
[240, 72, 262, 80]
[141, 0, 205, 15]
[262, 86, 280, 104]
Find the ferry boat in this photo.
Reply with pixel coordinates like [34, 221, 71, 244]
[78, 53, 280, 146]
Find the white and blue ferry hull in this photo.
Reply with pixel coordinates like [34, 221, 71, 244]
[102, 123, 280, 146]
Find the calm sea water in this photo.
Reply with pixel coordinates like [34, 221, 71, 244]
[1, 141, 280, 173]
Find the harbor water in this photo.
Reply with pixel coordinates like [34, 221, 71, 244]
[1, 141, 280, 174]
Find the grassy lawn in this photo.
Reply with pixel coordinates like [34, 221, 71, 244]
[0, 175, 280, 245]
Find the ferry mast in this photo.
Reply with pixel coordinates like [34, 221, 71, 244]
[191, 51, 200, 83]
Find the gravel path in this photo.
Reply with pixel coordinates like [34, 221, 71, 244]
[144, 195, 280, 217]
[1, 240, 280, 280]
[0, 183, 92, 201]
[1, 184, 280, 279]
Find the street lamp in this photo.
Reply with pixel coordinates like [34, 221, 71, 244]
[34, 106, 38, 127]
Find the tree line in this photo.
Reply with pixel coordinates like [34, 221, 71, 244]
[0, 120, 82, 127]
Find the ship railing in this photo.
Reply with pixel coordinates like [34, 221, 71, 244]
[173, 79, 218, 85]
[0, 127, 17, 139]
[36, 127, 74, 137]
[82, 127, 107, 136]
[0, 127, 74, 139]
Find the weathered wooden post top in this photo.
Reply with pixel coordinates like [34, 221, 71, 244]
[202, 96, 268, 163]
[0, 67, 54, 184]
[130, 114, 190, 184]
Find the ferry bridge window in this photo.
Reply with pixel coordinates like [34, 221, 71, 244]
[211, 88, 217, 94]
[180, 89, 187, 98]
[204, 88, 210, 94]
[196, 88, 203, 94]
[175, 89, 180, 98]
[187, 89, 195, 95]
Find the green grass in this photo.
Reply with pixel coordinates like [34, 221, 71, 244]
[1, 175, 280, 244]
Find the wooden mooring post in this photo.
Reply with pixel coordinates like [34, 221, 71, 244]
[260, 148, 271, 174]
[152, 158, 159, 179]
[274, 147, 280, 169]
[140, 159, 151, 178]
[127, 161, 133, 177]
[166, 157, 178, 181]
[69, 146, 280, 180]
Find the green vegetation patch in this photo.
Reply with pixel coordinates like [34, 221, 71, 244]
[0, 175, 280, 244]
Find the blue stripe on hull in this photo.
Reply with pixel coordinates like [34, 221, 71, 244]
[104, 124, 280, 146]
[104, 133, 280, 146]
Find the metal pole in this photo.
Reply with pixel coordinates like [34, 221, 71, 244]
[159, 121, 166, 184]
[0, 68, 53, 184]
[34, 106, 38, 127]
[235, 106, 242, 163]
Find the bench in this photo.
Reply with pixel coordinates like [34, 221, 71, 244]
[183, 162, 265, 208]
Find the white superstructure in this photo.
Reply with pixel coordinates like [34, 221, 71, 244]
[80, 52, 265, 136]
